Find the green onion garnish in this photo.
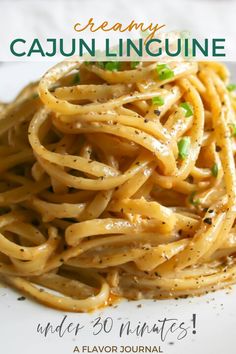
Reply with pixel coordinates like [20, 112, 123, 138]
[72, 73, 80, 85]
[180, 102, 194, 117]
[229, 123, 236, 137]
[156, 64, 174, 81]
[227, 84, 236, 92]
[104, 62, 120, 71]
[140, 29, 150, 38]
[189, 192, 200, 206]
[131, 61, 140, 69]
[97, 62, 105, 69]
[32, 93, 39, 99]
[211, 163, 218, 177]
[178, 137, 190, 160]
[211, 163, 219, 177]
[152, 96, 164, 106]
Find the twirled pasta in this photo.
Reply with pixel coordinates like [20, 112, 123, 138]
[0, 59, 236, 312]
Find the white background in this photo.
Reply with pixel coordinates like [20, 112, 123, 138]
[0, 0, 236, 61]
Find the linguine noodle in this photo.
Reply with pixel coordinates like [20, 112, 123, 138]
[0, 59, 236, 312]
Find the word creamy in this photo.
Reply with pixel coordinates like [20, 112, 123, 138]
[74, 18, 165, 42]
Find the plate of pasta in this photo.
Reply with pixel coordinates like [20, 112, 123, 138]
[0, 59, 236, 354]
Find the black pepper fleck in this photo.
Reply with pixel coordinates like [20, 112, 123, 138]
[17, 296, 26, 301]
[154, 109, 161, 116]
[203, 218, 212, 225]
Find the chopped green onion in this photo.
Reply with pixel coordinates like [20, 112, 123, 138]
[104, 62, 120, 71]
[211, 163, 218, 177]
[32, 93, 39, 99]
[140, 29, 150, 38]
[131, 61, 140, 69]
[178, 137, 190, 160]
[180, 102, 194, 117]
[156, 64, 167, 70]
[156, 64, 174, 81]
[97, 62, 105, 69]
[227, 83, 236, 92]
[229, 123, 236, 137]
[72, 73, 80, 85]
[189, 192, 200, 206]
[152, 96, 164, 106]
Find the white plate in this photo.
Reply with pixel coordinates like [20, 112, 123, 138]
[0, 62, 236, 354]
